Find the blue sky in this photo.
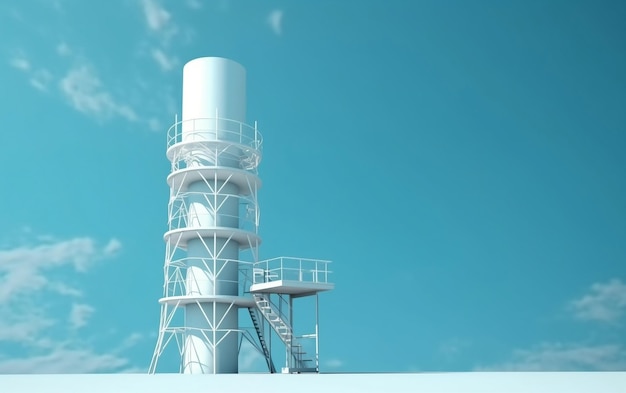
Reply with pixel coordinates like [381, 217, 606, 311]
[0, 0, 625, 373]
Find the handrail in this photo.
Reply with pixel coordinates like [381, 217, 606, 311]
[253, 257, 333, 285]
[167, 117, 263, 152]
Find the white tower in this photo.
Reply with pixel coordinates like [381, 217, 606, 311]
[150, 57, 333, 374]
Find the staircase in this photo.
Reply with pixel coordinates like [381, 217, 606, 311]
[248, 307, 276, 373]
[252, 294, 315, 372]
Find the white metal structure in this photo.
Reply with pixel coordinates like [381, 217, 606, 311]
[150, 57, 333, 374]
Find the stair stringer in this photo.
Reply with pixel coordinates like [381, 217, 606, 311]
[252, 293, 315, 372]
[248, 307, 276, 373]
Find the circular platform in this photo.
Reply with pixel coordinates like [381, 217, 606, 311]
[164, 227, 261, 250]
[167, 167, 261, 195]
[159, 295, 256, 308]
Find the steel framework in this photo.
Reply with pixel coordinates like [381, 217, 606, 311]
[149, 114, 263, 374]
[150, 57, 333, 375]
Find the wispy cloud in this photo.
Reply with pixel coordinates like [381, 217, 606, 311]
[29, 69, 53, 91]
[0, 234, 141, 373]
[438, 338, 471, 359]
[477, 342, 626, 371]
[59, 65, 138, 122]
[267, 9, 284, 36]
[139, 0, 178, 44]
[148, 117, 162, 132]
[9, 56, 30, 71]
[9, 54, 54, 92]
[186, 0, 202, 9]
[324, 358, 344, 369]
[140, 0, 171, 31]
[570, 278, 626, 323]
[151, 48, 178, 72]
[476, 279, 626, 372]
[103, 238, 122, 256]
[69, 303, 95, 329]
[0, 309, 55, 344]
[138, 0, 181, 72]
[0, 347, 131, 373]
[56, 41, 71, 56]
[0, 235, 119, 345]
[0, 236, 120, 302]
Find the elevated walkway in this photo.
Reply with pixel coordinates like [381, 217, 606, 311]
[249, 257, 334, 296]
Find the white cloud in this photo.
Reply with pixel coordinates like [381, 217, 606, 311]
[47, 0, 65, 14]
[9, 57, 30, 71]
[324, 358, 344, 368]
[8, 55, 53, 92]
[69, 303, 95, 329]
[0, 347, 130, 373]
[478, 342, 626, 371]
[140, 0, 171, 31]
[140, 0, 178, 44]
[267, 9, 284, 36]
[148, 117, 162, 132]
[0, 309, 55, 343]
[48, 282, 82, 297]
[570, 279, 626, 323]
[103, 238, 122, 256]
[118, 333, 144, 351]
[59, 65, 138, 122]
[0, 235, 143, 373]
[186, 0, 202, 9]
[0, 235, 118, 344]
[0, 236, 119, 302]
[438, 338, 471, 359]
[151, 48, 178, 71]
[29, 69, 53, 92]
[56, 42, 71, 56]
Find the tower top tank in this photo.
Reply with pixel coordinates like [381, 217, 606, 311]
[182, 57, 246, 123]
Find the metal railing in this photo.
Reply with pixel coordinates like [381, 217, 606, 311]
[253, 257, 332, 285]
[167, 117, 263, 151]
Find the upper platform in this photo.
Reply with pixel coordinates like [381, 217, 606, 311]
[166, 117, 263, 175]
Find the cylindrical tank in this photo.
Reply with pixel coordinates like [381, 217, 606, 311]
[182, 57, 246, 123]
[180, 57, 247, 374]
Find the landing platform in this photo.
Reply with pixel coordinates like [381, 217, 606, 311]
[249, 280, 334, 296]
